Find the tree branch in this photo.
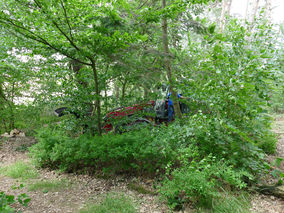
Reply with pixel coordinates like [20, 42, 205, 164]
[60, 0, 74, 41]
[0, 19, 91, 66]
[33, 0, 81, 52]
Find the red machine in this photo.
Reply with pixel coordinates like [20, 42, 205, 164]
[102, 100, 156, 133]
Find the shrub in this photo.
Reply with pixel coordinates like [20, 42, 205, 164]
[30, 112, 273, 177]
[159, 155, 250, 210]
[29, 127, 178, 173]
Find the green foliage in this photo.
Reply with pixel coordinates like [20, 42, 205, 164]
[159, 155, 249, 209]
[14, 144, 29, 153]
[257, 131, 277, 155]
[209, 191, 251, 213]
[28, 179, 71, 192]
[127, 182, 155, 195]
[0, 0, 282, 212]
[0, 185, 31, 213]
[80, 193, 136, 213]
[29, 127, 177, 173]
[0, 161, 39, 180]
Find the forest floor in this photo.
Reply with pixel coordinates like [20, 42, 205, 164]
[0, 116, 284, 213]
[250, 114, 284, 213]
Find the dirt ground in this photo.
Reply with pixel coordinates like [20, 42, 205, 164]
[1, 116, 284, 213]
[250, 115, 284, 213]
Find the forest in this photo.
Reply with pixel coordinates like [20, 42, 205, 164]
[0, 0, 284, 212]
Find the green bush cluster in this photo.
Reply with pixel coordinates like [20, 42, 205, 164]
[159, 155, 250, 209]
[29, 110, 275, 210]
[29, 127, 179, 173]
[30, 111, 273, 176]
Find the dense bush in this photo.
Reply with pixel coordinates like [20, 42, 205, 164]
[29, 110, 275, 210]
[159, 155, 250, 209]
[30, 107, 274, 175]
[30, 110, 273, 179]
[29, 127, 180, 173]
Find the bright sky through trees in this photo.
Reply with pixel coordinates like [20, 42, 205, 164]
[231, 0, 284, 23]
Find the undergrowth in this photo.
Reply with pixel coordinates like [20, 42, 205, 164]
[79, 193, 137, 213]
[28, 179, 71, 192]
[0, 161, 39, 180]
[29, 112, 277, 211]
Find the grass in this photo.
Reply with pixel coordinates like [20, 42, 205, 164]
[15, 144, 29, 152]
[79, 193, 137, 213]
[198, 191, 251, 213]
[28, 179, 71, 192]
[0, 161, 39, 180]
[127, 182, 156, 195]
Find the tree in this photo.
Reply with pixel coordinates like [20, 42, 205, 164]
[161, 0, 182, 119]
[0, 0, 144, 135]
[219, 0, 232, 31]
[0, 28, 33, 131]
[251, 0, 260, 24]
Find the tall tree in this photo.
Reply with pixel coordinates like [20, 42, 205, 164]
[161, 0, 182, 119]
[264, 0, 272, 22]
[251, 0, 260, 24]
[219, 0, 232, 31]
[0, 0, 142, 135]
[245, 0, 251, 21]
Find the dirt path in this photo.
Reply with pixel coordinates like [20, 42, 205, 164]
[0, 137, 169, 213]
[250, 115, 284, 213]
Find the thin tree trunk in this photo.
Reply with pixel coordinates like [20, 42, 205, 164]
[105, 86, 108, 112]
[219, 0, 227, 31]
[90, 59, 102, 136]
[114, 83, 120, 100]
[219, 0, 232, 31]
[161, 0, 182, 119]
[121, 80, 127, 101]
[245, 0, 250, 21]
[143, 86, 149, 100]
[227, 0, 232, 16]
[264, 0, 272, 22]
[251, 0, 260, 24]
[8, 82, 15, 130]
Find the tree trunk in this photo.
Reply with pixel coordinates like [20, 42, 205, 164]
[245, 0, 250, 21]
[104, 87, 108, 112]
[70, 59, 88, 87]
[227, 0, 233, 16]
[219, 0, 232, 31]
[161, 0, 182, 119]
[121, 79, 127, 101]
[114, 83, 120, 100]
[264, 0, 272, 22]
[90, 59, 102, 136]
[251, 0, 260, 24]
[0, 83, 6, 104]
[143, 86, 149, 100]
